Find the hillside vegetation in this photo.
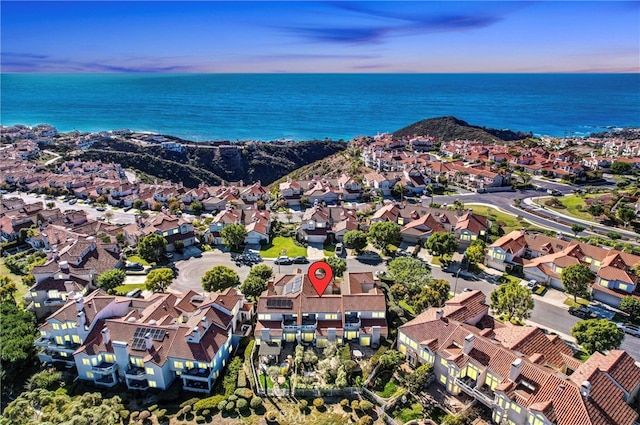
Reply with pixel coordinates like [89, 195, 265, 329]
[393, 116, 529, 142]
[69, 139, 347, 187]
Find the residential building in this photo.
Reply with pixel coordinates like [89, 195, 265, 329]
[398, 291, 640, 425]
[255, 271, 387, 352]
[36, 288, 251, 392]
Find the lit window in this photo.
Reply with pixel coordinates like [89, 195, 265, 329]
[55, 336, 63, 344]
[440, 375, 447, 384]
[148, 381, 157, 388]
[186, 361, 194, 369]
[86, 372, 94, 378]
[600, 279, 609, 287]
[198, 362, 208, 369]
[145, 368, 154, 375]
[31, 292, 38, 297]
[512, 404, 522, 414]
[52, 323, 60, 330]
[619, 283, 629, 292]
[440, 358, 448, 366]
[105, 354, 115, 363]
[35, 303, 41, 308]
[72, 335, 81, 343]
[61, 323, 67, 330]
[83, 359, 90, 366]
[174, 361, 183, 369]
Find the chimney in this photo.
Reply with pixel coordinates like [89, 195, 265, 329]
[201, 316, 209, 328]
[509, 358, 523, 382]
[191, 326, 200, 341]
[101, 327, 110, 345]
[59, 261, 69, 272]
[580, 381, 591, 399]
[520, 228, 526, 235]
[144, 332, 152, 350]
[463, 334, 475, 355]
[74, 294, 84, 312]
[77, 311, 86, 328]
[436, 309, 444, 320]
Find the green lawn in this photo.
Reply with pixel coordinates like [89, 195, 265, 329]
[259, 237, 307, 258]
[375, 380, 400, 398]
[323, 243, 335, 257]
[114, 283, 146, 296]
[0, 259, 29, 303]
[125, 255, 151, 266]
[394, 403, 424, 423]
[399, 300, 416, 315]
[563, 297, 590, 308]
[539, 194, 608, 222]
[466, 204, 530, 234]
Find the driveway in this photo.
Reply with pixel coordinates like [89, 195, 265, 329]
[307, 243, 325, 259]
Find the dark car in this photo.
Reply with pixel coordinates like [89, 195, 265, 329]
[292, 256, 309, 264]
[568, 307, 598, 320]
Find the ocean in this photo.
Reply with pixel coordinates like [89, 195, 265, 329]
[1, 73, 639, 142]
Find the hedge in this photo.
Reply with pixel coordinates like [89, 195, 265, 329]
[237, 399, 248, 411]
[180, 397, 200, 409]
[234, 388, 254, 399]
[193, 394, 227, 412]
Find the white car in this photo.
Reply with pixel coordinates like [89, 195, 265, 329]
[616, 323, 640, 337]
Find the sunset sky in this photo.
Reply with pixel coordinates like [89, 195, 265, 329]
[2, 1, 639, 73]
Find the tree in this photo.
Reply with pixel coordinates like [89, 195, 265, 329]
[202, 265, 240, 292]
[619, 296, 640, 322]
[103, 210, 114, 222]
[240, 275, 268, 299]
[377, 349, 405, 370]
[561, 264, 594, 303]
[387, 257, 430, 287]
[392, 182, 408, 200]
[46, 201, 55, 209]
[405, 363, 434, 393]
[190, 200, 204, 215]
[133, 199, 145, 210]
[571, 224, 585, 237]
[617, 207, 636, 227]
[367, 221, 400, 254]
[322, 256, 347, 278]
[221, 223, 247, 251]
[97, 269, 126, 293]
[0, 276, 17, 302]
[1, 297, 37, 388]
[343, 230, 367, 253]
[248, 264, 273, 281]
[571, 319, 624, 354]
[490, 281, 534, 321]
[515, 171, 532, 185]
[610, 161, 632, 174]
[414, 279, 451, 311]
[425, 232, 458, 259]
[588, 202, 604, 218]
[465, 240, 486, 267]
[145, 267, 174, 293]
[138, 233, 167, 263]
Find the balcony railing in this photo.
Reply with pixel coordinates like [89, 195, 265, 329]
[183, 367, 213, 380]
[127, 379, 149, 390]
[183, 379, 211, 393]
[455, 378, 495, 407]
[94, 375, 116, 386]
[344, 319, 361, 330]
[125, 366, 146, 378]
[92, 362, 116, 373]
[44, 298, 65, 306]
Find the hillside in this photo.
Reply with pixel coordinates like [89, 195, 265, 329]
[392, 116, 530, 142]
[69, 139, 347, 188]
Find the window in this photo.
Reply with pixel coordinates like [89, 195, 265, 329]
[83, 359, 90, 366]
[40, 330, 46, 337]
[174, 361, 184, 369]
[131, 357, 143, 367]
[619, 283, 629, 292]
[198, 362, 208, 369]
[584, 257, 592, 264]
[485, 373, 500, 390]
[440, 358, 448, 366]
[91, 358, 98, 366]
[325, 313, 338, 320]
[72, 335, 81, 344]
[228, 345, 233, 353]
[512, 404, 522, 414]
[399, 333, 407, 343]
[493, 251, 506, 261]
[31, 292, 38, 297]
[145, 367, 154, 375]
[461, 234, 471, 241]
[258, 314, 271, 321]
[600, 279, 609, 287]
[105, 354, 115, 363]
[409, 340, 418, 349]
[86, 372, 94, 378]
[148, 380, 157, 388]
[52, 323, 60, 330]
[55, 336, 63, 344]
[34, 303, 41, 308]
[594, 260, 601, 267]
[372, 311, 385, 318]
[186, 361, 194, 369]
[440, 374, 447, 384]
[61, 323, 67, 330]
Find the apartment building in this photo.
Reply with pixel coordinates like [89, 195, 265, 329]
[36, 288, 251, 393]
[398, 291, 640, 425]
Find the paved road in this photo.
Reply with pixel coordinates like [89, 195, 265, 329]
[170, 250, 640, 360]
[5, 191, 136, 225]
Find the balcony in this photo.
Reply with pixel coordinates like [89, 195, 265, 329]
[127, 379, 149, 390]
[44, 298, 65, 306]
[344, 317, 361, 331]
[282, 317, 297, 329]
[183, 367, 213, 381]
[455, 377, 495, 407]
[301, 316, 317, 327]
[125, 366, 146, 378]
[92, 362, 116, 373]
[94, 374, 116, 387]
[183, 378, 211, 393]
[35, 337, 81, 351]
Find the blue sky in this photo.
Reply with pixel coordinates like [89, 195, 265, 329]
[2, 1, 639, 73]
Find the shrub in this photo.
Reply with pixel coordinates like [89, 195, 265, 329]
[359, 416, 374, 425]
[119, 410, 130, 420]
[265, 410, 278, 422]
[223, 357, 243, 396]
[217, 400, 228, 411]
[224, 401, 235, 412]
[180, 397, 200, 409]
[182, 405, 192, 415]
[195, 416, 206, 424]
[351, 400, 360, 411]
[148, 404, 158, 412]
[237, 369, 248, 388]
[139, 410, 151, 421]
[131, 411, 140, 421]
[359, 400, 374, 412]
[236, 399, 248, 411]
[228, 394, 239, 402]
[156, 409, 167, 421]
[340, 399, 350, 410]
[298, 399, 308, 411]
[313, 398, 325, 410]
[201, 409, 210, 417]
[250, 396, 263, 410]
[234, 387, 254, 399]
[194, 394, 227, 412]
[26, 369, 63, 391]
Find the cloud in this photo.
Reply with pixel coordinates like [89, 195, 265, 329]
[284, 26, 389, 44]
[0, 51, 195, 72]
[254, 53, 381, 60]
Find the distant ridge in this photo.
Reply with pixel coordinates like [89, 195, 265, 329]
[392, 116, 530, 143]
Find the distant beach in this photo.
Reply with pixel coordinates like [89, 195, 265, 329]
[2, 73, 639, 141]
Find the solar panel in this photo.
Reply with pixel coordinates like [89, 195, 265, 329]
[266, 298, 293, 309]
[131, 337, 146, 351]
[291, 276, 302, 294]
[133, 327, 166, 343]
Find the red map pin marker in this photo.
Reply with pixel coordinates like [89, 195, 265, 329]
[308, 261, 333, 297]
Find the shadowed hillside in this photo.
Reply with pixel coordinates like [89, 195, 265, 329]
[393, 116, 529, 142]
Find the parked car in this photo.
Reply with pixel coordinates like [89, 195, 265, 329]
[526, 280, 537, 290]
[568, 307, 598, 319]
[274, 256, 293, 265]
[335, 243, 344, 255]
[125, 288, 143, 298]
[292, 256, 309, 264]
[164, 252, 174, 259]
[68, 199, 77, 205]
[96, 206, 106, 211]
[125, 261, 144, 271]
[616, 323, 640, 337]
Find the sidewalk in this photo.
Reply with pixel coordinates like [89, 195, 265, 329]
[532, 286, 569, 310]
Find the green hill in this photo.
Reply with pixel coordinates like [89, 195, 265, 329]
[392, 116, 529, 142]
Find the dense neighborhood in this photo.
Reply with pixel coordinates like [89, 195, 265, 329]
[1, 124, 640, 425]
